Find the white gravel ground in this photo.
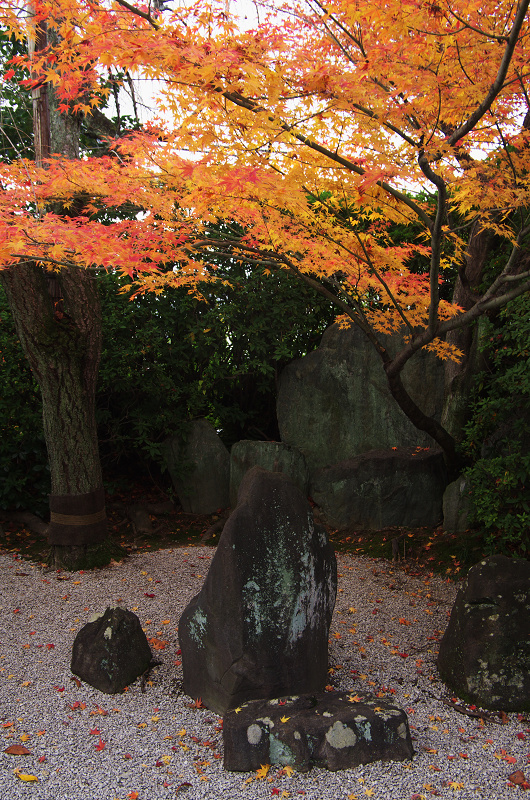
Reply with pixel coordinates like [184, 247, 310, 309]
[0, 545, 527, 800]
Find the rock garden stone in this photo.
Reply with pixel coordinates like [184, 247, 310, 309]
[178, 467, 337, 715]
[71, 606, 152, 694]
[164, 419, 230, 514]
[437, 555, 530, 710]
[223, 691, 414, 772]
[310, 447, 447, 529]
[277, 323, 444, 472]
[442, 477, 472, 534]
[229, 440, 309, 506]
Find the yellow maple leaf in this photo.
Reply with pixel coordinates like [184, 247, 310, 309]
[256, 763, 271, 779]
[449, 782, 464, 790]
[280, 715, 291, 723]
[282, 765, 294, 777]
[14, 771, 38, 782]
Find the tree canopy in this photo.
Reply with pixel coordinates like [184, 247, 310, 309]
[1, 0, 529, 467]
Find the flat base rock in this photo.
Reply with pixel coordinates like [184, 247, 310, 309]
[223, 691, 414, 772]
[310, 447, 446, 529]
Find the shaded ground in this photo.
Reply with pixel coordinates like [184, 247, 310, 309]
[0, 478, 488, 576]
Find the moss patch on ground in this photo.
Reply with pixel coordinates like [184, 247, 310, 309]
[0, 479, 489, 577]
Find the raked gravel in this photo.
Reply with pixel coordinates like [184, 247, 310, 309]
[0, 545, 526, 800]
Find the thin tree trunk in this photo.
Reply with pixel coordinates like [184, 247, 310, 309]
[441, 222, 493, 440]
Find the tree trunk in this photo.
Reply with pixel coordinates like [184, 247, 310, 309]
[0, 21, 116, 570]
[441, 221, 493, 440]
[0, 259, 112, 569]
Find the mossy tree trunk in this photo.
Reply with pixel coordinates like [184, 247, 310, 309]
[0, 261, 112, 570]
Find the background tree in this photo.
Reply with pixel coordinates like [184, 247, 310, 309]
[462, 294, 530, 554]
[0, 19, 143, 568]
[0, 0, 529, 483]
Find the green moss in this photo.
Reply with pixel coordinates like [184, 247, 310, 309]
[47, 539, 126, 571]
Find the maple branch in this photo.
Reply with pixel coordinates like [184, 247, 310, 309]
[448, 0, 530, 146]
[446, 7, 509, 43]
[500, 269, 530, 282]
[220, 90, 433, 229]
[350, 230, 415, 336]
[309, 0, 366, 57]
[418, 153, 447, 336]
[112, 0, 160, 29]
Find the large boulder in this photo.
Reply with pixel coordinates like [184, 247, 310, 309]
[223, 691, 414, 772]
[71, 606, 152, 694]
[437, 555, 530, 710]
[277, 323, 444, 472]
[178, 467, 337, 715]
[164, 419, 230, 514]
[229, 440, 309, 506]
[310, 447, 447, 529]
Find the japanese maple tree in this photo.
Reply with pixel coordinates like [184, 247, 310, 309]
[1, 0, 530, 477]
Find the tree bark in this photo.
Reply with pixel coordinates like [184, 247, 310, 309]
[0, 22, 115, 570]
[441, 221, 493, 440]
[0, 260, 111, 569]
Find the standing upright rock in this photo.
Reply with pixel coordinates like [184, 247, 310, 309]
[164, 419, 230, 514]
[178, 467, 337, 715]
[438, 555, 530, 710]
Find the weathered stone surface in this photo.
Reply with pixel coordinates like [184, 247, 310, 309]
[277, 323, 444, 472]
[179, 467, 337, 715]
[229, 440, 309, 506]
[223, 691, 414, 772]
[164, 419, 230, 514]
[437, 555, 530, 710]
[71, 606, 152, 694]
[442, 477, 472, 534]
[310, 447, 447, 529]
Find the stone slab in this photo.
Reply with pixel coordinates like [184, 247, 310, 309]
[223, 691, 414, 772]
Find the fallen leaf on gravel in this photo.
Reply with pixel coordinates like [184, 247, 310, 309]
[14, 771, 38, 782]
[186, 698, 204, 709]
[94, 738, 106, 751]
[508, 770, 526, 785]
[176, 782, 192, 793]
[148, 637, 167, 650]
[5, 745, 31, 755]
[128, 793, 139, 799]
[256, 764, 271, 779]
[19, 734, 30, 742]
